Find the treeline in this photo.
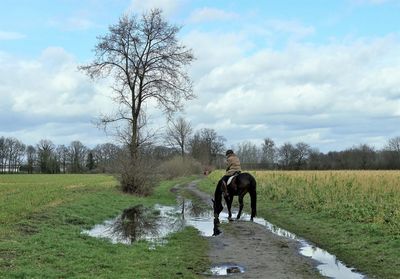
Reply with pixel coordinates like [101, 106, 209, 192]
[0, 127, 226, 174]
[236, 137, 400, 170]
[0, 137, 121, 174]
[2, 133, 400, 174]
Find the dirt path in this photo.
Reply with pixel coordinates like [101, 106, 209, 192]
[185, 181, 322, 279]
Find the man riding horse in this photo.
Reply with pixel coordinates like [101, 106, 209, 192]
[221, 149, 241, 199]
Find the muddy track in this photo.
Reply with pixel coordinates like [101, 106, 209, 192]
[184, 180, 322, 279]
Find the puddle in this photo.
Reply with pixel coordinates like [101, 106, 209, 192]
[209, 263, 245, 276]
[83, 200, 366, 278]
[221, 212, 366, 279]
[82, 204, 185, 245]
[82, 200, 222, 246]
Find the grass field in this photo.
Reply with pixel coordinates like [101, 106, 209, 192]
[199, 170, 400, 279]
[0, 174, 209, 278]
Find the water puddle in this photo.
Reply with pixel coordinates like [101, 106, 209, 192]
[82, 200, 222, 246]
[209, 263, 245, 276]
[222, 212, 366, 279]
[83, 200, 366, 278]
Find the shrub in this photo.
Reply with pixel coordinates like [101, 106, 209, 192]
[158, 156, 203, 179]
[116, 153, 159, 196]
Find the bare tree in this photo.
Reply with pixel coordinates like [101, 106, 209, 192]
[56, 145, 69, 173]
[165, 117, 193, 158]
[384, 137, 400, 168]
[387, 136, 400, 152]
[0, 137, 5, 173]
[93, 143, 121, 173]
[236, 141, 260, 164]
[79, 9, 194, 193]
[278, 142, 296, 169]
[189, 128, 225, 166]
[26, 145, 36, 174]
[37, 139, 57, 173]
[293, 142, 311, 169]
[261, 138, 276, 168]
[68, 141, 88, 173]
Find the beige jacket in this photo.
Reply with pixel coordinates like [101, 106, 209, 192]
[226, 154, 241, 175]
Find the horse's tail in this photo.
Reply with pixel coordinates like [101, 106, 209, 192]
[250, 175, 257, 218]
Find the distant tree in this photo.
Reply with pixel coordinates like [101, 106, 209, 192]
[189, 128, 225, 166]
[293, 142, 311, 169]
[165, 117, 193, 158]
[26, 145, 36, 174]
[150, 145, 178, 161]
[384, 137, 400, 168]
[278, 142, 296, 169]
[56, 145, 69, 173]
[261, 138, 276, 168]
[79, 9, 194, 193]
[0, 137, 5, 173]
[236, 141, 260, 164]
[93, 143, 121, 173]
[68, 141, 88, 173]
[308, 148, 324, 170]
[86, 151, 96, 171]
[37, 139, 57, 173]
[3, 138, 25, 173]
[357, 144, 376, 169]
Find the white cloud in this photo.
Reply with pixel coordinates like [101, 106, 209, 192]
[0, 31, 25, 40]
[0, 47, 112, 146]
[183, 30, 400, 151]
[266, 19, 315, 39]
[188, 7, 238, 23]
[48, 17, 98, 31]
[127, 0, 185, 17]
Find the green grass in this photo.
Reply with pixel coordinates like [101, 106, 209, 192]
[0, 174, 209, 278]
[199, 170, 400, 279]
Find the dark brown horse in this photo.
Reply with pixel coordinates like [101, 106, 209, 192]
[212, 172, 257, 221]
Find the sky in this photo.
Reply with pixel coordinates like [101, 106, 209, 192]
[1, 0, 400, 152]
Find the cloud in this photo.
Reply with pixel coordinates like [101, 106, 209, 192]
[183, 30, 400, 151]
[188, 7, 239, 23]
[48, 17, 98, 31]
[266, 19, 315, 39]
[0, 31, 25, 40]
[0, 47, 112, 146]
[127, 0, 185, 17]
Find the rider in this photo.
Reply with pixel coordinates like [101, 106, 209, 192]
[221, 149, 241, 198]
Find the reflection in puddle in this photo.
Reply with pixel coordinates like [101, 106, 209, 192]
[209, 263, 245, 276]
[82, 200, 220, 246]
[82, 204, 185, 245]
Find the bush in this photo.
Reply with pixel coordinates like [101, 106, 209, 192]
[116, 153, 159, 196]
[158, 156, 203, 179]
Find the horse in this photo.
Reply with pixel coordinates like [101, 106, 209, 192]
[212, 172, 257, 221]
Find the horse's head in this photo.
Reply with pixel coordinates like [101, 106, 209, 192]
[212, 180, 224, 217]
[212, 198, 223, 218]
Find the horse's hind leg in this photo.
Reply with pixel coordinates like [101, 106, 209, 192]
[236, 194, 245, 220]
